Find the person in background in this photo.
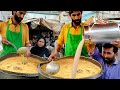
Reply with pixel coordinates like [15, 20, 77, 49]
[32, 35, 37, 46]
[48, 11, 89, 61]
[89, 43, 120, 79]
[0, 11, 30, 57]
[30, 37, 50, 58]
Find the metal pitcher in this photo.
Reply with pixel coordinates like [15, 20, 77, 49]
[84, 23, 120, 43]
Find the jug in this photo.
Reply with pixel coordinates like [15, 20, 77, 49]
[84, 23, 120, 43]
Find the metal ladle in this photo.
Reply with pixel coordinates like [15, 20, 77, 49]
[17, 47, 28, 55]
[9, 42, 28, 64]
[46, 60, 60, 75]
[9, 42, 28, 55]
[9, 42, 18, 52]
[17, 47, 28, 64]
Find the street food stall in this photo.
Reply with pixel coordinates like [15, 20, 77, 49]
[36, 22, 120, 79]
[0, 11, 120, 79]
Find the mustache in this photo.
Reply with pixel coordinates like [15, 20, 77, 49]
[73, 19, 80, 22]
[14, 14, 23, 23]
[104, 58, 109, 61]
[103, 57, 110, 61]
[18, 17, 23, 21]
[103, 57, 115, 64]
[72, 19, 81, 25]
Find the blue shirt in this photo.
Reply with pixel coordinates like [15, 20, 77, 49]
[91, 47, 120, 79]
[89, 47, 104, 65]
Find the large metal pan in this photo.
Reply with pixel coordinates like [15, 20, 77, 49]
[37, 56, 103, 79]
[0, 53, 46, 79]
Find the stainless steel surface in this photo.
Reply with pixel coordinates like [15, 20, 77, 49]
[17, 47, 28, 55]
[84, 23, 120, 43]
[46, 60, 60, 75]
[37, 56, 103, 79]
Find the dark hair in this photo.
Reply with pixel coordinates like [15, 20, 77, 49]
[68, 11, 83, 15]
[102, 43, 118, 53]
[12, 11, 27, 15]
[12, 11, 14, 15]
[37, 36, 46, 47]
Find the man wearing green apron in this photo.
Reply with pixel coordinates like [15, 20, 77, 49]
[48, 11, 89, 61]
[0, 11, 30, 57]
[64, 27, 88, 57]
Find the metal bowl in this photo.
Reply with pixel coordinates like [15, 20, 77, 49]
[0, 53, 47, 79]
[37, 56, 103, 79]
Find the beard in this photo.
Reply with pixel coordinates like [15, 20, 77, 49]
[14, 14, 23, 23]
[72, 19, 81, 26]
[103, 56, 115, 64]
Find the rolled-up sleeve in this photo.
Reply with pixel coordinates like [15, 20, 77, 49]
[89, 47, 103, 64]
[24, 24, 29, 45]
[57, 25, 65, 46]
[0, 22, 2, 33]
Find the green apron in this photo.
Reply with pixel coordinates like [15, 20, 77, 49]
[64, 27, 88, 57]
[0, 22, 23, 57]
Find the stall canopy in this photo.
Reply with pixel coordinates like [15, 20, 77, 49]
[0, 11, 65, 34]
[22, 11, 68, 34]
[0, 11, 12, 21]
[23, 11, 95, 34]
[0, 11, 96, 34]
[23, 18, 64, 35]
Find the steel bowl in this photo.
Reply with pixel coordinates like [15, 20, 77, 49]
[0, 53, 47, 79]
[37, 56, 103, 79]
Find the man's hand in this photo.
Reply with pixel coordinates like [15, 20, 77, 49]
[86, 43, 96, 54]
[2, 37, 10, 45]
[25, 44, 32, 57]
[111, 38, 120, 48]
[85, 39, 96, 55]
[48, 52, 58, 61]
[25, 50, 31, 57]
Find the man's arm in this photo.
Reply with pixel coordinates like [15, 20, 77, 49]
[83, 16, 94, 26]
[24, 24, 30, 47]
[53, 24, 66, 54]
[24, 24, 31, 57]
[48, 24, 65, 61]
[0, 22, 11, 45]
[89, 47, 103, 65]
[48, 42, 63, 61]
[54, 43, 63, 55]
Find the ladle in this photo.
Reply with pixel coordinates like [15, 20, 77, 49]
[17, 47, 28, 64]
[46, 60, 60, 75]
[9, 42, 28, 64]
[9, 42, 17, 51]
[9, 42, 28, 55]
[17, 47, 28, 55]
